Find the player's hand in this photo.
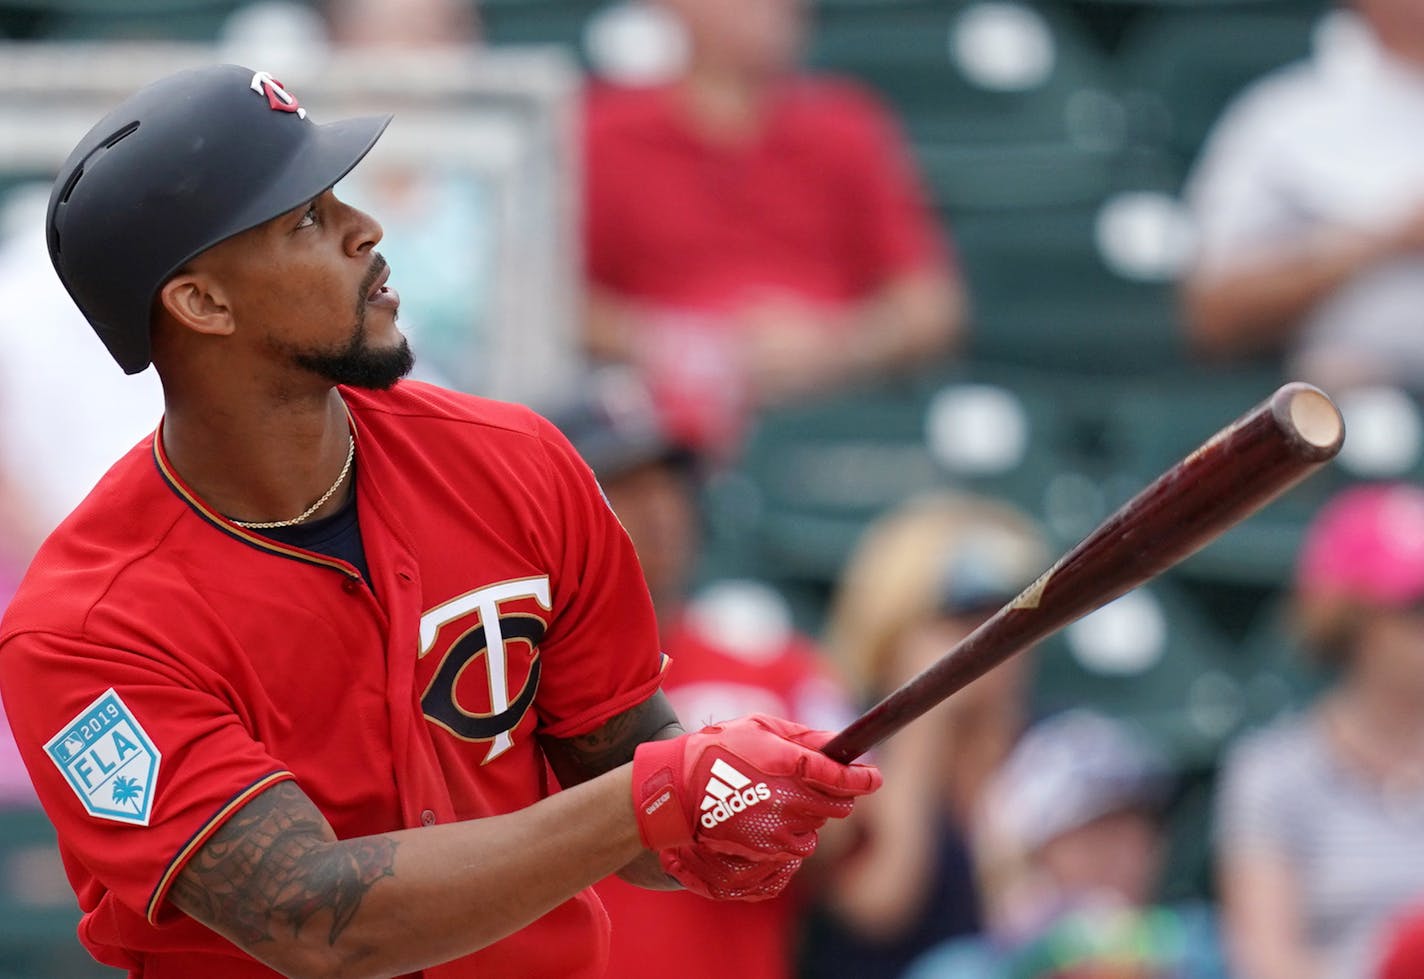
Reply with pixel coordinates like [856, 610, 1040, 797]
[658, 844, 804, 902]
[630, 714, 881, 866]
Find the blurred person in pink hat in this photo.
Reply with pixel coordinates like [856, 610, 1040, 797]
[1216, 483, 1424, 979]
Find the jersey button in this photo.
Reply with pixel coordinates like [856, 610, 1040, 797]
[341, 577, 359, 594]
[420, 809, 437, 826]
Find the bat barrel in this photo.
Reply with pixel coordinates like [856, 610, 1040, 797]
[821, 382, 1343, 765]
[1273, 382, 1346, 459]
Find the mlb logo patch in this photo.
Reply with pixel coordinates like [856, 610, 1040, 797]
[45, 690, 161, 826]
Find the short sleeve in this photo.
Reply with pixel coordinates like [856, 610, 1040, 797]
[528, 418, 666, 738]
[1214, 723, 1308, 861]
[0, 631, 293, 924]
[839, 88, 953, 283]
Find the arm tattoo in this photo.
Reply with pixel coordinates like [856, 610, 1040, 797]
[541, 690, 684, 786]
[171, 782, 397, 948]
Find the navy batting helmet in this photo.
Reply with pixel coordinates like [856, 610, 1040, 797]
[47, 64, 391, 374]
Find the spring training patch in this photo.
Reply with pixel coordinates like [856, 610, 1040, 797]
[45, 689, 161, 826]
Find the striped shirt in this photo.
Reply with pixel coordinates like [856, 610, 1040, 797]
[1216, 712, 1424, 979]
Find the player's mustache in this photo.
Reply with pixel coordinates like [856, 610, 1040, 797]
[358, 253, 388, 306]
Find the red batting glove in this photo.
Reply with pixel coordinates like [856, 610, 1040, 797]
[631, 714, 881, 900]
[658, 846, 804, 902]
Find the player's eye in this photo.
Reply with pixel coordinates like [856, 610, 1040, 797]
[295, 200, 319, 230]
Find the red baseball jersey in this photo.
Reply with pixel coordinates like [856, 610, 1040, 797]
[0, 381, 667, 978]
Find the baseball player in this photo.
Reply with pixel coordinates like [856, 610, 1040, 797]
[0, 65, 880, 979]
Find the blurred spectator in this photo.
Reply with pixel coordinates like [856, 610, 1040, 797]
[1182, 0, 1424, 392]
[0, 185, 164, 555]
[904, 710, 1226, 979]
[0, 185, 119, 814]
[1216, 483, 1424, 979]
[583, 0, 963, 459]
[802, 493, 1046, 979]
[547, 369, 853, 979]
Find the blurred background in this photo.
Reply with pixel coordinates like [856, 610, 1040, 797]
[5, 0, 1424, 977]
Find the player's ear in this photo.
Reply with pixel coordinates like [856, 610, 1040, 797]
[156, 270, 234, 338]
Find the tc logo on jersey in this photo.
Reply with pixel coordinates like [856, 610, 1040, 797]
[419, 577, 550, 764]
[249, 70, 307, 119]
[45, 690, 161, 826]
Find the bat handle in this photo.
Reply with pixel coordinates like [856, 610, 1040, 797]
[819, 721, 872, 765]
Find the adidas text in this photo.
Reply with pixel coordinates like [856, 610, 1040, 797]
[700, 783, 771, 829]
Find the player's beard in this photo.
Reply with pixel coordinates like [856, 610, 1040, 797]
[289, 255, 415, 390]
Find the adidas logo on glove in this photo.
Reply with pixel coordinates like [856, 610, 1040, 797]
[699, 758, 771, 829]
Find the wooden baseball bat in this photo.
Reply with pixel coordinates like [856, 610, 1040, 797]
[820, 381, 1344, 765]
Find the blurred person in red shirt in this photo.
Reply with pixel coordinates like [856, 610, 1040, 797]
[583, 0, 963, 459]
[547, 369, 855, 979]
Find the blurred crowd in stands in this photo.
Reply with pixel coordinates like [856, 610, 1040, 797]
[4, 0, 1424, 977]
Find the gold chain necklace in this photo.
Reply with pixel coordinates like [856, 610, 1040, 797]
[230, 436, 355, 530]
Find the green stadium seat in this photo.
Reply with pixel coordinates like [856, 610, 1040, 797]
[23, 0, 245, 41]
[480, 0, 599, 51]
[919, 139, 1118, 212]
[1227, 596, 1328, 726]
[952, 202, 1185, 374]
[706, 365, 1123, 588]
[1030, 577, 1241, 767]
[1116, 4, 1326, 167]
[1156, 766, 1217, 902]
[0, 807, 120, 977]
[809, 1, 1118, 147]
[708, 381, 937, 584]
[918, 365, 1112, 541]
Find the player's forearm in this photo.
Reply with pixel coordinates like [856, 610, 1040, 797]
[539, 691, 685, 891]
[174, 773, 644, 979]
[839, 271, 963, 382]
[340, 770, 644, 977]
[1183, 230, 1390, 358]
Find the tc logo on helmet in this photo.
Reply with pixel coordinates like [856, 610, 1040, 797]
[249, 71, 307, 120]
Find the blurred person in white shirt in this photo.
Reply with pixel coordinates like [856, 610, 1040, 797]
[1183, 0, 1424, 392]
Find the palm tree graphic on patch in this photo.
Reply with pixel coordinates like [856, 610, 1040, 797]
[111, 775, 144, 811]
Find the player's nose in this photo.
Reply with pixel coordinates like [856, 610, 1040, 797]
[335, 195, 383, 256]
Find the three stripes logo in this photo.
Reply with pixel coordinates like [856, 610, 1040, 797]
[699, 758, 772, 830]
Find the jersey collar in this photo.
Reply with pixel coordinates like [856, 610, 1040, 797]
[150, 415, 363, 579]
